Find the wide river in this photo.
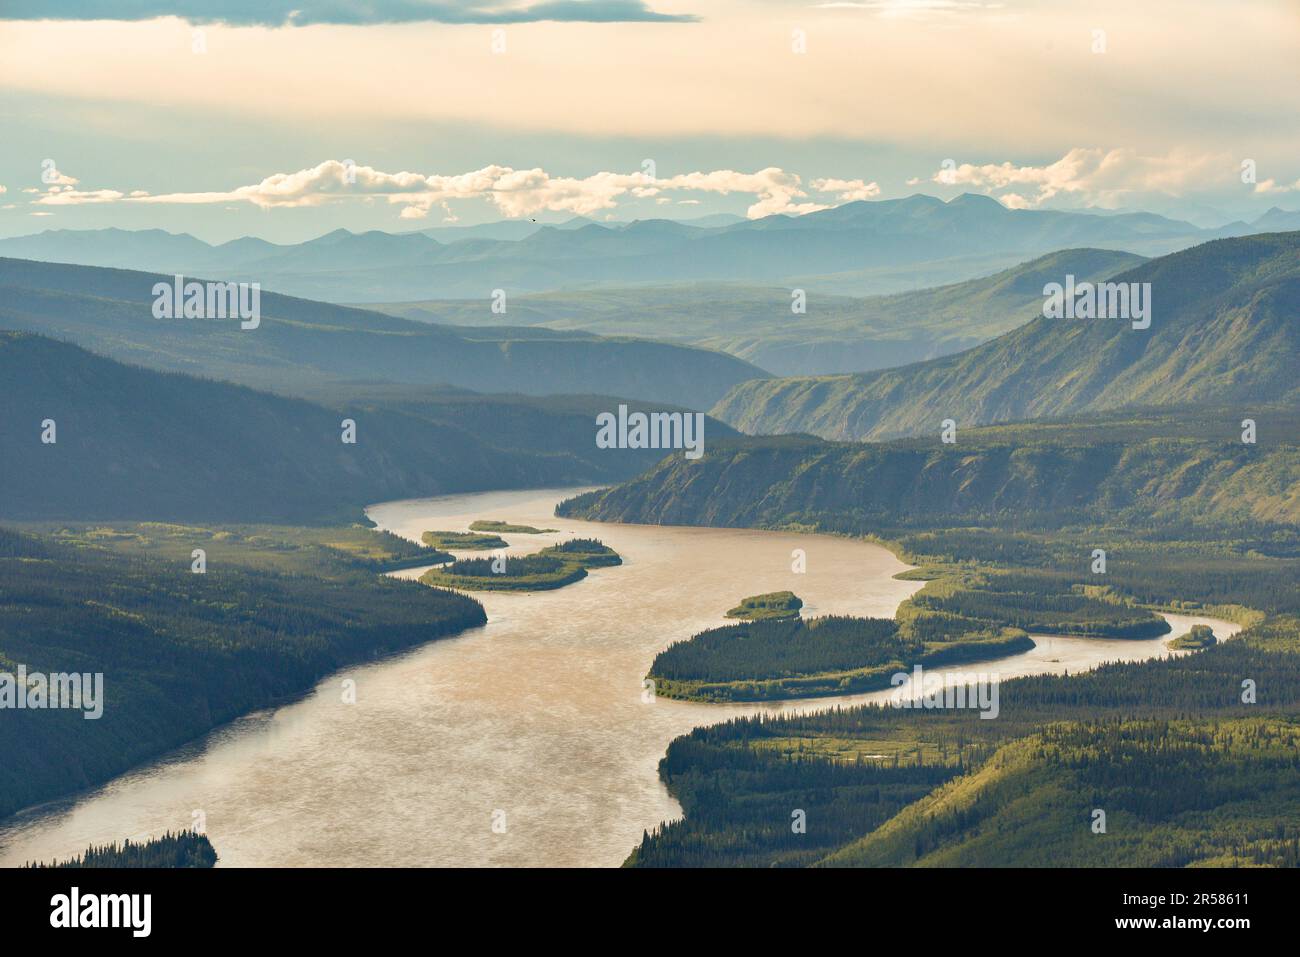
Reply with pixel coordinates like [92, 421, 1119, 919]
[0, 487, 1239, 867]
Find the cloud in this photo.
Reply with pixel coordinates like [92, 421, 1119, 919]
[925, 147, 1240, 208]
[0, 1, 698, 26]
[811, 177, 881, 201]
[34, 188, 125, 205]
[28, 160, 834, 219]
[1254, 177, 1300, 195]
[40, 169, 79, 187]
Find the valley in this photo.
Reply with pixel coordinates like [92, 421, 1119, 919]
[0, 488, 1240, 868]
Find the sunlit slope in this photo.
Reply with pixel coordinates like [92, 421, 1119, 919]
[712, 233, 1300, 440]
[818, 718, 1300, 868]
[559, 408, 1300, 529]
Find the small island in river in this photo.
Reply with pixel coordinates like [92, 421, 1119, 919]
[470, 519, 558, 534]
[1168, 623, 1218, 650]
[647, 614, 1033, 702]
[726, 591, 803, 621]
[421, 529, 509, 550]
[419, 538, 621, 591]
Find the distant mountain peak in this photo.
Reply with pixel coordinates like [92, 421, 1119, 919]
[947, 192, 1006, 209]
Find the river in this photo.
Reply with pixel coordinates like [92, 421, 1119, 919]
[0, 487, 1240, 867]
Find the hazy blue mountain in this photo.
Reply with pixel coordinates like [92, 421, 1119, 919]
[711, 232, 1300, 440]
[0, 257, 765, 408]
[0, 195, 1252, 302]
[0, 332, 737, 522]
[1253, 207, 1300, 232]
[370, 248, 1145, 375]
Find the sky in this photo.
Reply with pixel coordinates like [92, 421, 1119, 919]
[1, 0, 1297, 242]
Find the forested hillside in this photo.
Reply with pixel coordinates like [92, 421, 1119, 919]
[0, 333, 732, 522]
[628, 617, 1300, 868]
[561, 407, 1300, 531]
[0, 522, 486, 819]
[712, 232, 1300, 439]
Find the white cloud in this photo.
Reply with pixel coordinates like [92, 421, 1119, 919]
[925, 147, 1239, 208]
[40, 170, 79, 187]
[34, 187, 125, 205]
[1254, 177, 1300, 195]
[811, 177, 881, 201]
[26, 160, 837, 220]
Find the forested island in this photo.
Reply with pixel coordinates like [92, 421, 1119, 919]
[726, 591, 803, 621]
[470, 520, 558, 534]
[650, 615, 1032, 702]
[644, 561, 1174, 702]
[1168, 623, 1218, 650]
[421, 529, 508, 550]
[419, 538, 621, 591]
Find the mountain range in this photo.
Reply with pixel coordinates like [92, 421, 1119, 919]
[0, 257, 763, 408]
[0, 194, 1285, 303]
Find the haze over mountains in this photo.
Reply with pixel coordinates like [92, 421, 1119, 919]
[712, 233, 1300, 440]
[372, 248, 1145, 376]
[0, 258, 763, 409]
[0, 194, 1284, 303]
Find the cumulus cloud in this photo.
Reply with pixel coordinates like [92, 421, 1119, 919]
[925, 147, 1239, 208]
[40, 169, 79, 187]
[33, 160, 836, 220]
[811, 177, 881, 201]
[1254, 177, 1300, 195]
[0, 1, 698, 26]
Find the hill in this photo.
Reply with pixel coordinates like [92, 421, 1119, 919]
[0, 257, 765, 409]
[818, 718, 1300, 867]
[0, 333, 734, 522]
[710, 233, 1300, 439]
[560, 407, 1300, 532]
[0, 522, 487, 820]
[369, 248, 1146, 376]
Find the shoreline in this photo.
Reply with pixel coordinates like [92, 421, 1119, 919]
[0, 488, 1251, 867]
